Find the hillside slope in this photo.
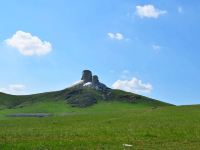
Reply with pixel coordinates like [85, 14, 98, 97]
[0, 87, 172, 110]
[0, 70, 173, 109]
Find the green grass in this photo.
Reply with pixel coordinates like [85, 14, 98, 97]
[0, 101, 200, 149]
[0, 88, 173, 109]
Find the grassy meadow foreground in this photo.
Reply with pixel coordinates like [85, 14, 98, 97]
[0, 101, 200, 150]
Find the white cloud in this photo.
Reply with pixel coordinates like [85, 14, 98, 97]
[136, 4, 167, 18]
[0, 88, 7, 93]
[9, 84, 25, 92]
[152, 44, 161, 50]
[108, 32, 124, 40]
[0, 84, 26, 95]
[5, 31, 52, 56]
[178, 6, 183, 13]
[112, 77, 153, 94]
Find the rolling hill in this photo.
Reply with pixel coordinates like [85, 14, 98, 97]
[1, 71, 200, 150]
[0, 70, 172, 110]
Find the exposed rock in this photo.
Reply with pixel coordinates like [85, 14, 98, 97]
[81, 70, 92, 83]
[92, 75, 99, 85]
[72, 70, 110, 93]
[66, 88, 98, 107]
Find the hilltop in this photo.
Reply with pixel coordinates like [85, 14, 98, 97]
[0, 70, 172, 110]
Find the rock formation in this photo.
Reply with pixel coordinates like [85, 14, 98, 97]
[81, 70, 92, 83]
[67, 70, 111, 107]
[73, 70, 110, 92]
[92, 75, 99, 85]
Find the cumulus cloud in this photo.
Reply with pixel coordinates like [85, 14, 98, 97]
[136, 4, 167, 18]
[112, 77, 153, 94]
[108, 32, 124, 40]
[5, 31, 52, 56]
[0, 84, 26, 95]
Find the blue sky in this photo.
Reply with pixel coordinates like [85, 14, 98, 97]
[0, 0, 200, 105]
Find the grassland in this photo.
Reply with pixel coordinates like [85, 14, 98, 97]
[0, 101, 200, 150]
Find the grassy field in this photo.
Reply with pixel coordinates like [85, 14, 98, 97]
[0, 101, 200, 149]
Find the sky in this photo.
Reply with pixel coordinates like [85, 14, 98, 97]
[0, 0, 200, 105]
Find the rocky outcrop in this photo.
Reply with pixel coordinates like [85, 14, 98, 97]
[66, 88, 98, 107]
[92, 75, 99, 85]
[81, 70, 92, 83]
[73, 70, 110, 92]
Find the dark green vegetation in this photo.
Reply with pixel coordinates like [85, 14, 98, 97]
[0, 86, 172, 109]
[1, 87, 199, 149]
